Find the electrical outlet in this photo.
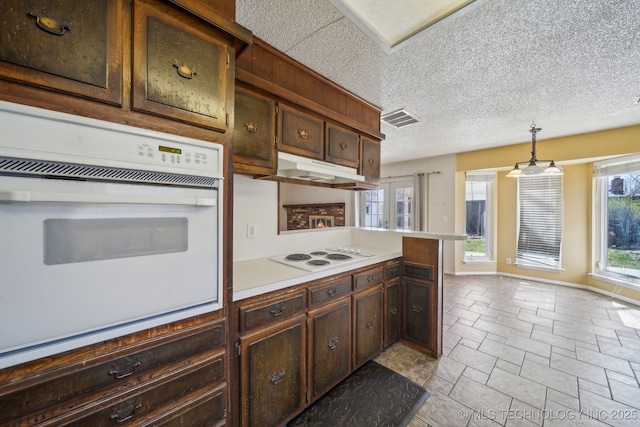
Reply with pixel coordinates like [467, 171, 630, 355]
[506, 258, 512, 264]
[247, 224, 256, 239]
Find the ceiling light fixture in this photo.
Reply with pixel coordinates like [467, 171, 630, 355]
[506, 123, 563, 178]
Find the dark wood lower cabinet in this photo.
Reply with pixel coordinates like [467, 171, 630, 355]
[401, 237, 444, 358]
[308, 297, 352, 400]
[384, 279, 401, 348]
[353, 285, 383, 368]
[240, 315, 306, 427]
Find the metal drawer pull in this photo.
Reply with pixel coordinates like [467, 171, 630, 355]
[110, 403, 141, 424]
[389, 267, 398, 276]
[269, 303, 286, 317]
[297, 129, 309, 139]
[339, 143, 347, 150]
[390, 307, 398, 315]
[28, 12, 71, 35]
[326, 287, 337, 296]
[411, 304, 423, 313]
[368, 159, 375, 166]
[367, 275, 376, 283]
[173, 60, 197, 79]
[270, 370, 285, 385]
[245, 122, 258, 133]
[109, 357, 141, 379]
[328, 337, 339, 350]
[366, 320, 374, 329]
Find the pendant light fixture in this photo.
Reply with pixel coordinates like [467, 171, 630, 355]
[506, 123, 563, 178]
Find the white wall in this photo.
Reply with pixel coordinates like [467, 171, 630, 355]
[380, 154, 457, 273]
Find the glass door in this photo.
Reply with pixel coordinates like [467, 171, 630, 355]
[360, 179, 413, 230]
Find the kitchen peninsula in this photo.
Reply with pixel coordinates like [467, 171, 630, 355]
[230, 228, 465, 427]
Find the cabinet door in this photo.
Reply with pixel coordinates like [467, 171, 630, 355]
[360, 136, 381, 185]
[308, 298, 352, 400]
[240, 315, 306, 427]
[132, 0, 229, 131]
[403, 278, 438, 354]
[278, 103, 324, 160]
[353, 285, 383, 368]
[234, 85, 277, 174]
[325, 122, 359, 168]
[0, 0, 122, 105]
[384, 280, 400, 348]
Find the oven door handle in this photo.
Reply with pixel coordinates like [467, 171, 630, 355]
[0, 190, 216, 207]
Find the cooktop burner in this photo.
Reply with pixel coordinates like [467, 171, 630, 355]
[326, 253, 352, 261]
[270, 248, 375, 272]
[285, 253, 312, 261]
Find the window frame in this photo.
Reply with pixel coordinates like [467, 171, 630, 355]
[464, 172, 495, 262]
[593, 154, 640, 290]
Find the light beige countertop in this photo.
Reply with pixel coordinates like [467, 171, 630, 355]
[233, 246, 401, 301]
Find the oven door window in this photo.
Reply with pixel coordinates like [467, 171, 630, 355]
[44, 217, 188, 265]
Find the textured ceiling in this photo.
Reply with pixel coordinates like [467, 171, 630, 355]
[235, 0, 640, 165]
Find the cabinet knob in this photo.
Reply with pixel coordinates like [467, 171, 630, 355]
[411, 304, 423, 313]
[368, 159, 375, 166]
[28, 12, 71, 35]
[326, 287, 337, 297]
[269, 303, 286, 317]
[339, 143, 347, 150]
[110, 402, 142, 424]
[173, 60, 197, 79]
[367, 275, 376, 283]
[297, 129, 309, 139]
[390, 307, 398, 315]
[109, 357, 141, 379]
[270, 369, 286, 385]
[366, 320, 374, 329]
[244, 122, 258, 133]
[328, 337, 339, 350]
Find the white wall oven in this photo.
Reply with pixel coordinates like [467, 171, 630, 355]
[0, 101, 223, 369]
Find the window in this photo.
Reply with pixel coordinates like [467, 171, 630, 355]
[465, 172, 495, 261]
[594, 155, 640, 287]
[361, 179, 413, 230]
[516, 175, 563, 270]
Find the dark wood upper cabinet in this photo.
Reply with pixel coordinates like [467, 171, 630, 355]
[325, 122, 360, 168]
[0, 0, 122, 105]
[132, 0, 229, 131]
[277, 103, 324, 160]
[361, 136, 381, 185]
[234, 85, 277, 174]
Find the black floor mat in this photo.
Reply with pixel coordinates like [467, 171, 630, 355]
[288, 360, 430, 427]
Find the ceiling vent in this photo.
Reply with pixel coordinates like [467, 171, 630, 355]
[381, 109, 419, 128]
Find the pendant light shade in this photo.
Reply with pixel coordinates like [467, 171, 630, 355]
[506, 124, 563, 178]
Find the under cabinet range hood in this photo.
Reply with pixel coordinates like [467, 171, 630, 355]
[277, 152, 365, 184]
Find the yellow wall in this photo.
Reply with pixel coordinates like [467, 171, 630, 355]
[455, 124, 640, 302]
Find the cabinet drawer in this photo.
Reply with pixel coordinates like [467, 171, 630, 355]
[308, 275, 352, 307]
[152, 383, 226, 427]
[239, 291, 306, 332]
[384, 261, 401, 280]
[0, 320, 225, 425]
[278, 103, 324, 160]
[353, 266, 384, 290]
[67, 354, 225, 426]
[0, 0, 122, 105]
[404, 262, 434, 282]
[325, 123, 359, 168]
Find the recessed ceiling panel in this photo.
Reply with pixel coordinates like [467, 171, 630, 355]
[329, 0, 482, 52]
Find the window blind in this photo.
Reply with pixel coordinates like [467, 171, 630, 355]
[517, 175, 563, 269]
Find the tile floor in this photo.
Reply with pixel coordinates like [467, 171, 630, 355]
[374, 275, 640, 427]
